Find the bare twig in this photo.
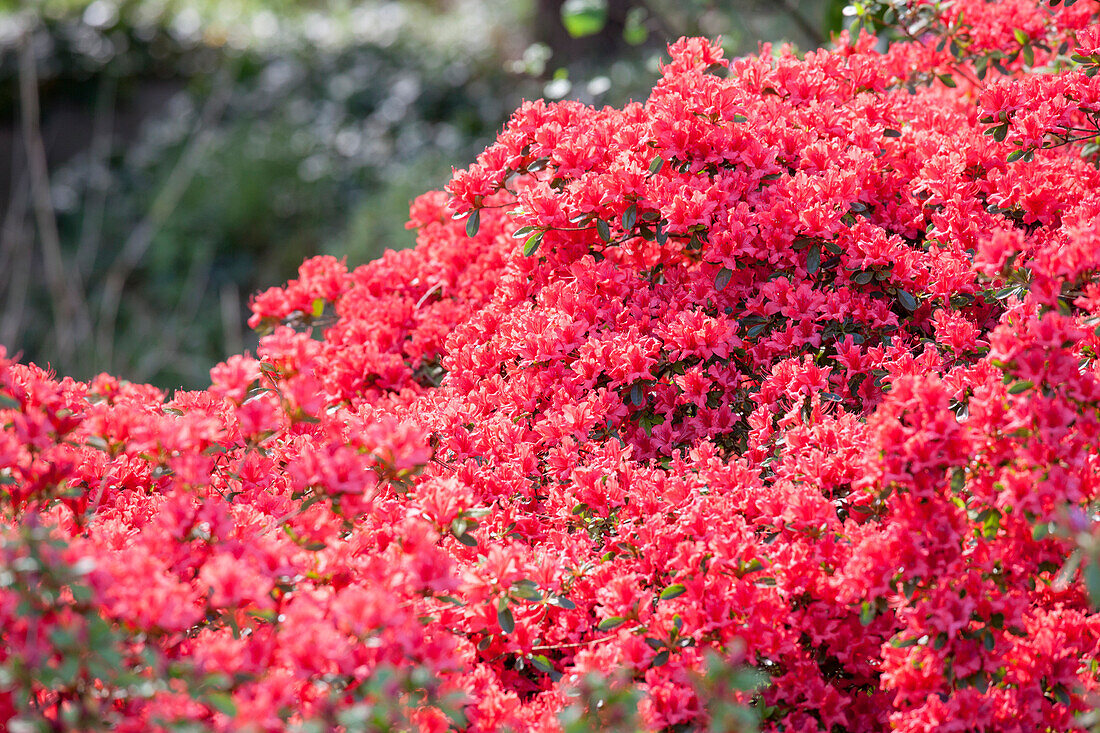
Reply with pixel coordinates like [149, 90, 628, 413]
[95, 64, 237, 366]
[632, 0, 683, 42]
[18, 30, 93, 361]
[220, 281, 244, 356]
[777, 0, 826, 47]
[75, 74, 117, 275]
[132, 249, 214, 383]
[1, 174, 32, 350]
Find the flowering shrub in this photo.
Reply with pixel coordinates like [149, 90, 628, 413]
[5, 1, 1100, 730]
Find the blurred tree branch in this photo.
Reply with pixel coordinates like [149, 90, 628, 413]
[1, 170, 31, 352]
[95, 65, 236, 367]
[18, 29, 92, 363]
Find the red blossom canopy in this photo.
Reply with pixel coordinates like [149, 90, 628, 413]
[4, 1, 1100, 730]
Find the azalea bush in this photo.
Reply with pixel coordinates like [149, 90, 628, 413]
[4, 0, 1100, 730]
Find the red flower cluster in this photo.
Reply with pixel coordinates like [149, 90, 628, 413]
[4, 2, 1100, 730]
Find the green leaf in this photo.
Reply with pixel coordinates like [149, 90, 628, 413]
[651, 650, 670, 667]
[859, 601, 875, 626]
[561, 0, 608, 38]
[807, 246, 821, 275]
[523, 231, 543, 257]
[206, 692, 238, 717]
[623, 7, 648, 45]
[746, 323, 768, 339]
[1013, 28, 1029, 46]
[732, 113, 748, 123]
[0, 394, 19, 410]
[57, 655, 81, 683]
[1006, 148, 1029, 163]
[596, 218, 611, 243]
[49, 628, 77, 650]
[896, 289, 917, 311]
[529, 654, 554, 673]
[455, 532, 478, 548]
[659, 583, 687, 601]
[597, 616, 626, 631]
[547, 594, 577, 610]
[512, 582, 543, 602]
[1057, 549, 1083, 588]
[890, 635, 920, 648]
[883, 128, 902, 138]
[1085, 560, 1100, 607]
[249, 608, 278, 623]
[512, 225, 536, 239]
[622, 204, 637, 231]
[465, 209, 480, 238]
[655, 221, 668, 245]
[497, 600, 515, 634]
[852, 270, 874, 285]
[714, 267, 733, 291]
[937, 73, 957, 88]
[649, 155, 664, 174]
[1007, 380, 1034, 394]
[981, 509, 1001, 540]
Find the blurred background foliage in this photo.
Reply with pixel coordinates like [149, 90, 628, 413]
[0, 0, 845, 389]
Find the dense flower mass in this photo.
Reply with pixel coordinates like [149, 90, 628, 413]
[5, 1, 1100, 730]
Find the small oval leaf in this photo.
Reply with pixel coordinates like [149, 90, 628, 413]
[596, 218, 611, 242]
[529, 654, 554, 673]
[1007, 380, 1034, 395]
[807, 246, 821, 275]
[896, 289, 917, 311]
[597, 616, 626, 631]
[622, 204, 637, 231]
[497, 602, 515, 634]
[714, 267, 733, 291]
[523, 231, 543, 256]
[659, 583, 687, 601]
[547, 589, 576, 607]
